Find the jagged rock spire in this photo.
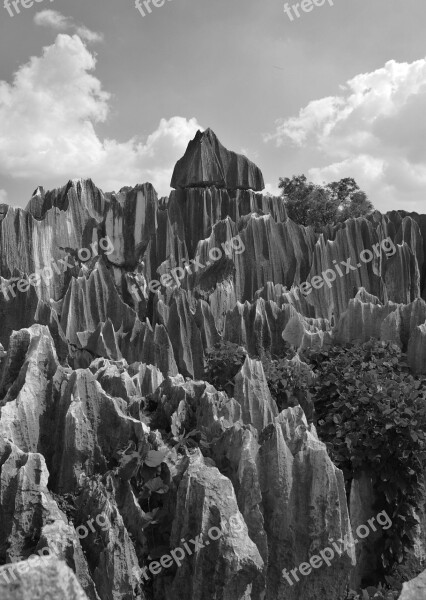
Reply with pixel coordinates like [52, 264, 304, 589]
[171, 128, 265, 191]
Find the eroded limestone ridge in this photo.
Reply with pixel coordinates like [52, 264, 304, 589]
[170, 128, 265, 191]
[0, 129, 425, 600]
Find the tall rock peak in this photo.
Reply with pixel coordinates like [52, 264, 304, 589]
[171, 128, 265, 191]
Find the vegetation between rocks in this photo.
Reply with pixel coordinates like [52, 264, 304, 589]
[204, 340, 246, 396]
[204, 337, 426, 591]
[307, 340, 426, 584]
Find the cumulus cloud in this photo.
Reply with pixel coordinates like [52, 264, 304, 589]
[263, 182, 281, 197]
[0, 34, 203, 196]
[75, 26, 104, 44]
[34, 10, 103, 43]
[265, 58, 426, 211]
[34, 9, 71, 30]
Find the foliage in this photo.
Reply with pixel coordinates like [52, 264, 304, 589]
[138, 476, 169, 512]
[303, 187, 341, 229]
[326, 177, 374, 220]
[278, 175, 374, 229]
[204, 337, 426, 582]
[204, 340, 246, 394]
[259, 349, 315, 421]
[116, 443, 169, 482]
[171, 429, 200, 453]
[144, 449, 168, 468]
[345, 584, 399, 600]
[326, 177, 360, 205]
[278, 174, 317, 225]
[338, 190, 374, 221]
[306, 340, 426, 574]
[262, 356, 308, 411]
[115, 440, 168, 502]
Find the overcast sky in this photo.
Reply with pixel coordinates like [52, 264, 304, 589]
[0, 0, 425, 212]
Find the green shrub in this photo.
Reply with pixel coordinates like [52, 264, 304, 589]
[306, 340, 426, 576]
[345, 584, 399, 599]
[262, 358, 294, 410]
[204, 340, 246, 395]
[262, 356, 313, 420]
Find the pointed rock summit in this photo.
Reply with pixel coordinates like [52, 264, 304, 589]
[171, 128, 265, 191]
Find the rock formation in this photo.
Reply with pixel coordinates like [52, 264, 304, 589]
[0, 129, 425, 600]
[0, 557, 90, 600]
[399, 569, 426, 600]
[170, 128, 265, 191]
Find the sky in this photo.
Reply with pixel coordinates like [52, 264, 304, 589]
[0, 0, 425, 213]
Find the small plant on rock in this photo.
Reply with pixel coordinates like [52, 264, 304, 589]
[262, 355, 314, 421]
[204, 340, 246, 395]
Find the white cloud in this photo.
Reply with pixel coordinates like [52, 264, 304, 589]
[34, 10, 103, 44]
[76, 27, 104, 44]
[263, 182, 281, 197]
[0, 35, 202, 197]
[265, 58, 426, 211]
[0, 189, 8, 203]
[34, 10, 71, 30]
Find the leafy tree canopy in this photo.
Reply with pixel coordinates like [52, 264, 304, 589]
[278, 175, 374, 228]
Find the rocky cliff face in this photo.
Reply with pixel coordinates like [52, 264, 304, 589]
[170, 128, 265, 191]
[0, 129, 425, 600]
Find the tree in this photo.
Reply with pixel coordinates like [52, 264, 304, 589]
[325, 177, 360, 205]
[278, 175, 316, 226]
[305, 187, 340, 229]
[279, 174, 374, 228]
[339, 190, 374, 221]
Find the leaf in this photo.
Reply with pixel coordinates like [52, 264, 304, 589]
[144, 449, 168, 467]
[144, 477, 169, 494]
[186, 429, 200, 438]
[141, 508, 160, 529]
[119, 451, 140, 467]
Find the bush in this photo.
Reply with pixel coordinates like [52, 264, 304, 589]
[204, 340, 246, 395]
[306, 340, 426, 576]
[262, 356, 314, 421]
[345, 585, 399, 599]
